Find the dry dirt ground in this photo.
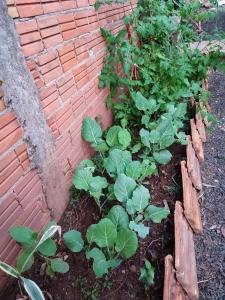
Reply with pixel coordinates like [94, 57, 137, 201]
[194, 71, 225, 300]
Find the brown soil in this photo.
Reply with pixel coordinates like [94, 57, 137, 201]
[1, 144, 185, 300]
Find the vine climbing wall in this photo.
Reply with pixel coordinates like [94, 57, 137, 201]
[0, 0, 137, 288]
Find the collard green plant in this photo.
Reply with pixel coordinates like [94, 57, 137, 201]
[86, 217, 138, 277]
[73, 159, 108, 210]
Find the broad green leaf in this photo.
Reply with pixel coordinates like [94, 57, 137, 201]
[9, 226, 37, 244]
[93, 140, 109, 152]
[133, 92, 158, 113]
[86, 224, 98, 244]
[77, 160, 95, 171]
[126, 185, 150, 215]
[73, 168, 93, 191]
[63, 230, 84, 252]
[81, 116, 102, 144]
[106, 126, 121, 146]
[140, 128, 150, 147]
[0, 262, 19, 278]
[139, 260, 155, 286]
[129, 221, 149, 239]
[125, 161, 142, 180]
[86, 248, 108, 278]
[118, 128, 131, 149]
[149, 130, 160, 144]
[153, 150, 172, 164]
[107, 205, 129, 231]
[107, 259, 122, 269]
[133, 92, 149, 111]
[51, 258, 69, 274]
[21, 277, 45, 300]
[140, 161, 157, 180]
[156, 117, 175, 149]
[131, 143, 142, 154]
[115, 229, 138, 259]
[104, 149, 132, 177]
[90, 176, 108, 193]
[37, 239, 57, 257]
[17, 252, 34, 273]
[114, 174, 136, 203]
[87, 218, 117, 248]
[144, 205, 170, 223]
[141, 115, 150, 127]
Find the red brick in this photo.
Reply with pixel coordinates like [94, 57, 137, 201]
[0, 162, 23, 197]
[39, 59, 59, 74]
[13, 170, 36, 196]
[76, 0, 89, 8]
[37, 50, 57, 66]
[62, 29, 77, 41]
[22, 40, 44, 57]
[43, 1, 61, 13]
[43, 34, 63, 48]
[43, 100, 61, 117]
[20, 31, 41, 46]
[42, 66, 63, 83]
[0, 112, 16, 128]
[17, 4, 43, 18]
[15, 143, 27, 156]
[76, 18, 88, 27]
[61, 21, 76, 32]
[16, 19, 38, 34]
[62, 57, 77, 72]
[0, 128, 23, 155]
[15, 0, 40, 3]
[60, 51, 74, 64]
[61, 0, 76, 10]
[58, 43, 74, 56]
[41, 26, 61, 38]
[37, 15, 58, 29]
[0, 193, 16, 221]
[59, 12, 74, 23]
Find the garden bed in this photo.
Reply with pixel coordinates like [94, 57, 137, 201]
[4, 145, 184, 300]
[1, 2, 225, 300]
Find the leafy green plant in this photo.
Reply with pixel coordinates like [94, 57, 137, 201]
[69, 0, 225, 283]
[86, 215, 138, 277]
[139, 259, 155, 287]
[73, 159, 108, 210]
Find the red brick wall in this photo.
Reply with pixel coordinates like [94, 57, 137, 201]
[0, 0, 137, 288]
[0, 85, 51, 287]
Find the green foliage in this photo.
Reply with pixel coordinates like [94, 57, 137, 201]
[73, 160, 108, 209]
[139, 260, 155, 287]
[114, 174, 136, 203]
[106, 205, 129, 231]
[0, 221, 84, 297]
[69, 0, 225, 282]
[21, 277, 45, 300]
[104, 149, 132, 177]
[86, 218, 138, 277]
[144, 205, 170, 223]
[63, 230, 84, 252]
